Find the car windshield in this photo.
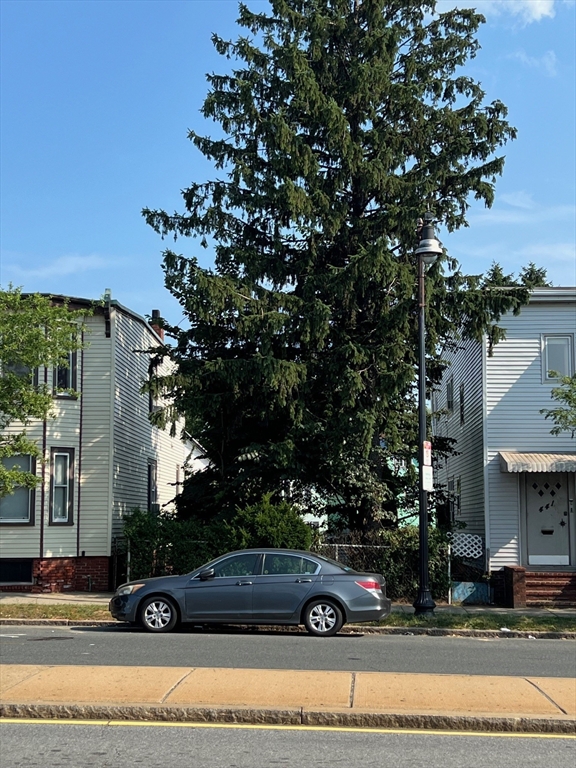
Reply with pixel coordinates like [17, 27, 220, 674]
[312, 553, 358, 573]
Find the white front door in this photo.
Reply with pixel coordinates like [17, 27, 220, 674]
[525, 473, 572, 565]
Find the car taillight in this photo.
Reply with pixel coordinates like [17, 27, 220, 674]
[355, 580, 382, 596]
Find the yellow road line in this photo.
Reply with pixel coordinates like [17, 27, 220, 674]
[0, 718, 574, 738]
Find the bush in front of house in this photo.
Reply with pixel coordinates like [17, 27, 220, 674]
[223, 493, 312, 552]
[122, 505, 448, 602]
[122, 495, 312, 581]
[376, 526, 450, 602]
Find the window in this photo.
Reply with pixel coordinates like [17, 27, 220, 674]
[147, 459, 159, 513]
[446, 377, 454, 414]
[49, 448, 74, 525]
[0, 559, 33, 583]
[262, 554, 319, 575]
[0, 456, 36, 525]
[459, 382, 465, 425]
[212, 553, 260, 578]
[2, 362, 38, 387]
[53, 350, 77, 394]
[543, 335, 572, 381]
[447, 476, 461, 521]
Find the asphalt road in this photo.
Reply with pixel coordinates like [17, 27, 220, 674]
[0, 721, 574, 768]
[1, 625, 575, 677]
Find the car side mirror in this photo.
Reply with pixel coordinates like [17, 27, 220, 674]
[199, 568, 215, 581]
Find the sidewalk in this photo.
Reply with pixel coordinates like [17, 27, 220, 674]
[1, 664, 574, 734]
[1, 593, 575, 733]
[1, 591, 576, 618]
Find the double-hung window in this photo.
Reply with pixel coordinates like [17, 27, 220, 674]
[148, 459, 159, 514]
[50, 448, 74, 525]
[0, 456, 36, 525]
[542, 335, 573, 381]
[446, 377, 454, 414]
[53, 350, 77, 394]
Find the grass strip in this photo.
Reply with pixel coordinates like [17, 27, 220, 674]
[378, 613, 576, 632]
[0, 605, 113, 622]
[0, 604, 575, 632]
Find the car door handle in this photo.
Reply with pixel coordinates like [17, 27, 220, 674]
[236, 581, 253, 586]
[295, 578, 312, 583]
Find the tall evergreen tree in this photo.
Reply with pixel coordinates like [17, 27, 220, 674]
[144, 0, 546, 529]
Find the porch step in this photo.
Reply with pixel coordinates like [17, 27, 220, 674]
[525, 572, 576, 607]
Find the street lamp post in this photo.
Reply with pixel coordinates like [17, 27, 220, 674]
[413, 212, 442, 617]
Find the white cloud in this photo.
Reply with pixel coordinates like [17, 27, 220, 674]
[468, 203, 575, 226]
[508, 49, 558, 77]
[499, 191, 537, 209]
[5, 253, 111, 279]
[515, 241, 576, 264]
[436, 0, 556, 24]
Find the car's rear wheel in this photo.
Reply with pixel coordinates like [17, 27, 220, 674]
[303, 599, 343, 637]
[140, 596, 178, 633]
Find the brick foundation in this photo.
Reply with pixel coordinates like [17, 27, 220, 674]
[0, 556, 110, 593]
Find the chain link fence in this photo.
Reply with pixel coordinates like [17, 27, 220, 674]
[313, 544, 386, 574]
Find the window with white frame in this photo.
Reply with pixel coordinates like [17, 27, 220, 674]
[447, 476, 461, 521]
[50, 448, 74, 525]
[446, 377, 454, 414]
[53, 350, 77, 394]
[148, 459, 159, 513]
[0, 456, 36, 524]
[543, 335, 573, 381]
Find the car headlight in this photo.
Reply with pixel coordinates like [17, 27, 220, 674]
[116, 583, 145, 597]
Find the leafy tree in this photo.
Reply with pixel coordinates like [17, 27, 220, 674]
[143, 0, 546, 530]
[540, 374, 576, 438]
[0, 287, 87, 495]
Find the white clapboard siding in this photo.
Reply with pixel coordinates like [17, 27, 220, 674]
[77, 313, 113, 556]
[435, 287, 575, 570]
[111, 305, 188, 538]
[485, 451, 520, 568]
[43, 382, 81, 558]
[0, 417, 44, 558]
[434, 337, 485, 536]
[1, 298, 192, 564]
[485, 291, 576, 569]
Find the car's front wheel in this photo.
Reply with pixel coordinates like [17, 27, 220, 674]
[303, 599, 343, 637]
[139, 596, 178, 633]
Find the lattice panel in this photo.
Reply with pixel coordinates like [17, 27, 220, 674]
[448, 532, 484, 559]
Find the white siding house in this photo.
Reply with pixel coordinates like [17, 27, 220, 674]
[435, 287, 576, 604]
[0, 294, 194, 592]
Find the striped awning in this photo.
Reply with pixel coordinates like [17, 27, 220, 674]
[499, 452, 576, 473]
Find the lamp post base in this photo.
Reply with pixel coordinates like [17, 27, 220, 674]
[413, 590, 436, 616]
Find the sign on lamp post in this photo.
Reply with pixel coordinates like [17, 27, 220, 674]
[422, 440, 433, 491]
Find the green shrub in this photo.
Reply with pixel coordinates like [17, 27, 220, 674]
[122, 496, 312, 581]
[377, 526, 450, 601]
[224, 494, 312, 551]
[122, 508, 222, 580]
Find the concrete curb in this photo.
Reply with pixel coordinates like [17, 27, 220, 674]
[1, 702, 574, 734]
[1, 618, 575, 639]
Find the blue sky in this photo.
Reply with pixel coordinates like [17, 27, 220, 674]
[1, 0, 575, 324]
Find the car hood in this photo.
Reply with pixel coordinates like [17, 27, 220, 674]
[119, 573, 190, 591]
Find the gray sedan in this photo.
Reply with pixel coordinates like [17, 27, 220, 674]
[109, 548, 391, 637]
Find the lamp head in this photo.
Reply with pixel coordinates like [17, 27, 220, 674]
[415, 211, 442, 265]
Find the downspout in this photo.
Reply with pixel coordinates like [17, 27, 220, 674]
[76, 332, 85, 557]
[481, 334, 491, 575]
[39, 366, 48, 559]
[107, 305, 116, 557]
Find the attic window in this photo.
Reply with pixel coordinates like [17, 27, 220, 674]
[543, 335, 572, 381]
